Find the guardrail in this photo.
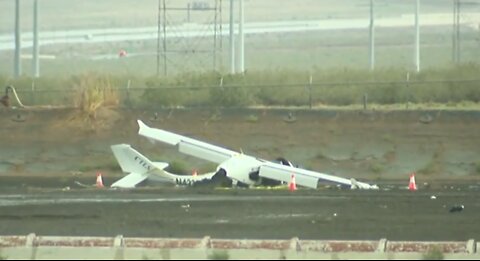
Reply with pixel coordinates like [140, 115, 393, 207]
[0, 234, 478, 259]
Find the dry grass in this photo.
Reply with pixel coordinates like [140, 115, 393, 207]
[73, 73, 119, 120]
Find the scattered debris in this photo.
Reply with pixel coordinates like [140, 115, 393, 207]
[166, 109, 174, 119]
[11, 113, 26, 122]
[70, 171, 82, 176]
[449, 205, 464, 213]
[283, 112, 297, 123]
[150, 112, 161, 122]
[74, 181, 92, 188]
[181, 204, 190, 212]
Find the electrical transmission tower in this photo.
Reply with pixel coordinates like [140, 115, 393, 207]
[452, 0, 480, 64]
[156, 0, 223, 76]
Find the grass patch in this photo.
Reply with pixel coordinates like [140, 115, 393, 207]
[3, 64, 480, 109]
[422, 246, 444, 260]
[208, 250, 230, 260]
[316, 151, 329, 160]
[369, 162, 384, 174]
[164, 160, 190, 175]
[197, 162, 218, 174]
[381, 134, 394, 143]
[475, 161, 480, 175]
[73, 72, 120, 119]
[245, 114, 259, 123]
[383, 150, 396, 163]
[77, 156, 120, 172]
[419, 161, 437, 176]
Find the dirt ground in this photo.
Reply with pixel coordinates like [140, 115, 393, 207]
[1, 107, 480, 182]
[1, 107, 480, 241]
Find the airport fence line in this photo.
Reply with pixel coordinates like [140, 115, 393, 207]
[8, 78, 480, 109]
[0, 234, 478, 259]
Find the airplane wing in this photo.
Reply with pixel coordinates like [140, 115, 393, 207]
[258, 161, 375, 189]
[137, 120, 238, 163]
[137, 120, 377, 190]
[111, 172, 149, 188]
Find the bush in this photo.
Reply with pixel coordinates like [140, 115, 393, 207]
[141, 88, 187, 108]
[209, 86, 254, 108]
[72, 72, 119, 118]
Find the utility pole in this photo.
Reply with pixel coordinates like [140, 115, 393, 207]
[456, 0, 461, 63]
[452, 0, 461, 63]
[237, 0, 245, 74]
[155, 0, 167, 76]
[156, 0, 161, 76]
[369, 0, 375, 71]
[162, 0, 167, 76]
[414, 0, 420, 72]
[33, 0, 39, 77]
[14, 0, 21, 78]
[229, 0, 235, 74]
[213, 0, 218, 71]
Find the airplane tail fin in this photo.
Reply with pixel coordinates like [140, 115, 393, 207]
[110, 144, 168, 188]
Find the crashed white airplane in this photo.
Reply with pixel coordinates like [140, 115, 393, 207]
[110, 144, 216, 188]
[129, 120, 378, 190]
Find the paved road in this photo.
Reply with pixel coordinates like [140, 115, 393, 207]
[1, 13, 478, 51]
[1, 180, 479, 241]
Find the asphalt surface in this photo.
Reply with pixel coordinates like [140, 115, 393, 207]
[1, 178, 479, 241]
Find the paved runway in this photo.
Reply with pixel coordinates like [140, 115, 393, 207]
[1, 181, 479, 241]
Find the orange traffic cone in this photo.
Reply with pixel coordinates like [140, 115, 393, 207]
[289, 174, 297, 192]
[96, 172, 104, 188]
[408, 173, 417, 191]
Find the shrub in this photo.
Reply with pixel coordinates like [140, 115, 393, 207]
[141, 88, 186, 108]
[72, 72, 119, 118]
[209, 86, 253, 108]
[369, 163, 384, 174]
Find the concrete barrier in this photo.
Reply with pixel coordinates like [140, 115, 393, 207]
[1, 234, 479, 260]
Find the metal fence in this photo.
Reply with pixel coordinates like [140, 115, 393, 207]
[7, 78, 480, 109]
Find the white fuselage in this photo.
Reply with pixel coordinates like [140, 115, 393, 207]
[149, 168, 216, 186]
[217, 154, 263, 186]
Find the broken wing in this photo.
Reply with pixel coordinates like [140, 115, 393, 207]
[259, 161, 373, 189]
[137, 120, 238, 163]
